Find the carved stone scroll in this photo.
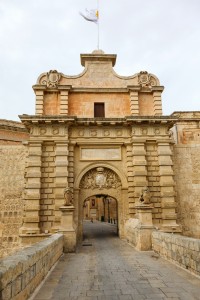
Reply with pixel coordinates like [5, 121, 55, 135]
[42, 70, 61, 88]
[138, 71, 156, 87]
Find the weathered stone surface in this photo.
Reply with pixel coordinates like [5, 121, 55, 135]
[0, 144, 28, 258]
[173, 144, 200, 238]
[0, 233, 63, 300]
[152, 231, 200, 276]
[31, 222, 200, 300]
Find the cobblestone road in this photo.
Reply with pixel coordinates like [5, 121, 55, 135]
[31, 221, 200, 300]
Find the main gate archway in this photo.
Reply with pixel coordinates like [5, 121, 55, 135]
[74, 163, 128, 242]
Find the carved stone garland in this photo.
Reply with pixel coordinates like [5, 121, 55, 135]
[80, 167, 121, 190]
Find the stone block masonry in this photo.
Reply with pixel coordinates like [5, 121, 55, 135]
[152, 231, 200, 277]
[0, 145, 28, 258]
[0, 233, 63, 300]
[173, 145, 200, 238]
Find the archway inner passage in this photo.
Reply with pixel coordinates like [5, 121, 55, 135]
[82, 194, 118, 239]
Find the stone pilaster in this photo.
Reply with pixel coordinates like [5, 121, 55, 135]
[20, 141, 42, 235]
[135, 204, 154, 251]
[153, 91, 162, 116]
[40, 143, 56, 233]
[126, 144, 134, 216]
[68, 144, 75, 190]
[53, 141, 69, 232]
[132, 139, 148, 207]
[68, 143, 76, 231]
[60, 90, 69, 115]
[73, 188, 79, 232]
[59, 205, 76, 252]
[130, 90, 139, 115]
[35, 91, 44, 115]
[157, 142, 181, 232]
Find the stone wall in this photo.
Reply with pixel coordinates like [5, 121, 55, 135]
[68, 92, 131, 118]
[0, 119, 29, 144]
[0, 145, 28, 258]
[152, 231, 200, 277]
[124, 218, 140, 248]
[0, 233, 63, 300]
[173, 145, 200, 238]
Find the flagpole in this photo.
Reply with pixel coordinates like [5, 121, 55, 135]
[97, 0, 99, 50]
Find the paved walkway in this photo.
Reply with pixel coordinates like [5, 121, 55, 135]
[31, 221, 200, 300]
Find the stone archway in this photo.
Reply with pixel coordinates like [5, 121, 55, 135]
[74, 166, 128, 242]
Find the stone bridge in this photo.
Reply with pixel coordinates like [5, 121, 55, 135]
[1, 222, 200, 300]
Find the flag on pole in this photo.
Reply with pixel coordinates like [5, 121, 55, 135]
[80, 9, 99, 24]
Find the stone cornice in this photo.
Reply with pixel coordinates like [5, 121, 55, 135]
[81, 53, 117, 67]
[128, 85, 164, 93]
[32, 85, 165, 94]
[19, 115, 177, 127]
[0, 119, 27, 133]
[32, 85, 72, 92]
[171, 111, 200, 120]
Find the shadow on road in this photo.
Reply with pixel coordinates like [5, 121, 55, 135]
[83, 220, 118, 241]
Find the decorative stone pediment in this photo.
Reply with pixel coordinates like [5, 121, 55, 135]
[80, 167, 121, 190]
[138, 71, 157, 87]
[41, 70, 61, 88]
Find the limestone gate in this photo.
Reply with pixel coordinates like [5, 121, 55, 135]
[1, 50, 200, 254]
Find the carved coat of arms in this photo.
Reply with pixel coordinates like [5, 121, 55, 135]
[46, 70, 61, 88]
[80, 167, 121, 190]
[138, 71, 156, 87]
[95, 167, 106, 189]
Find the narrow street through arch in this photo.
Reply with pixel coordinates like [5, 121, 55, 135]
[31, 221, 200, 300]
[82, 194, 118, 234]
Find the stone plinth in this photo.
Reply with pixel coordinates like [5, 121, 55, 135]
[59, 205, 76, 253]
[136, 204, 154, 226]
[135, 204, 154, 251]
[20, 233, 51, 246]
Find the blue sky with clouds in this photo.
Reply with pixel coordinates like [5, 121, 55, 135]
[0, 0, 200, 121]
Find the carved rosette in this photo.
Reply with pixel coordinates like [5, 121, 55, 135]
[42, 70, 61, 88]
[80, 167, 121, 190]
[138, 71, 156, 87]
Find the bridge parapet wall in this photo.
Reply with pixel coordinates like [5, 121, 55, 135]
[152, 231, 200, 277]
[0, 233, 63, 300]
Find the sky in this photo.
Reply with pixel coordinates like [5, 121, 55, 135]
[0, 0, 200, 121]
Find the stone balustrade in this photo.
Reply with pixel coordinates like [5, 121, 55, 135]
[152, 231, 200, 276]
[0, 233, 63, 300]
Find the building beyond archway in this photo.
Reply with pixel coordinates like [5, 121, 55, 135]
[83, 195, 118, 224]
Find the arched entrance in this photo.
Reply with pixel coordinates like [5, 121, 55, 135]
[83, 194, 118, 225]
[74, 164, 128, 242]
[82, 194, 118, 241]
